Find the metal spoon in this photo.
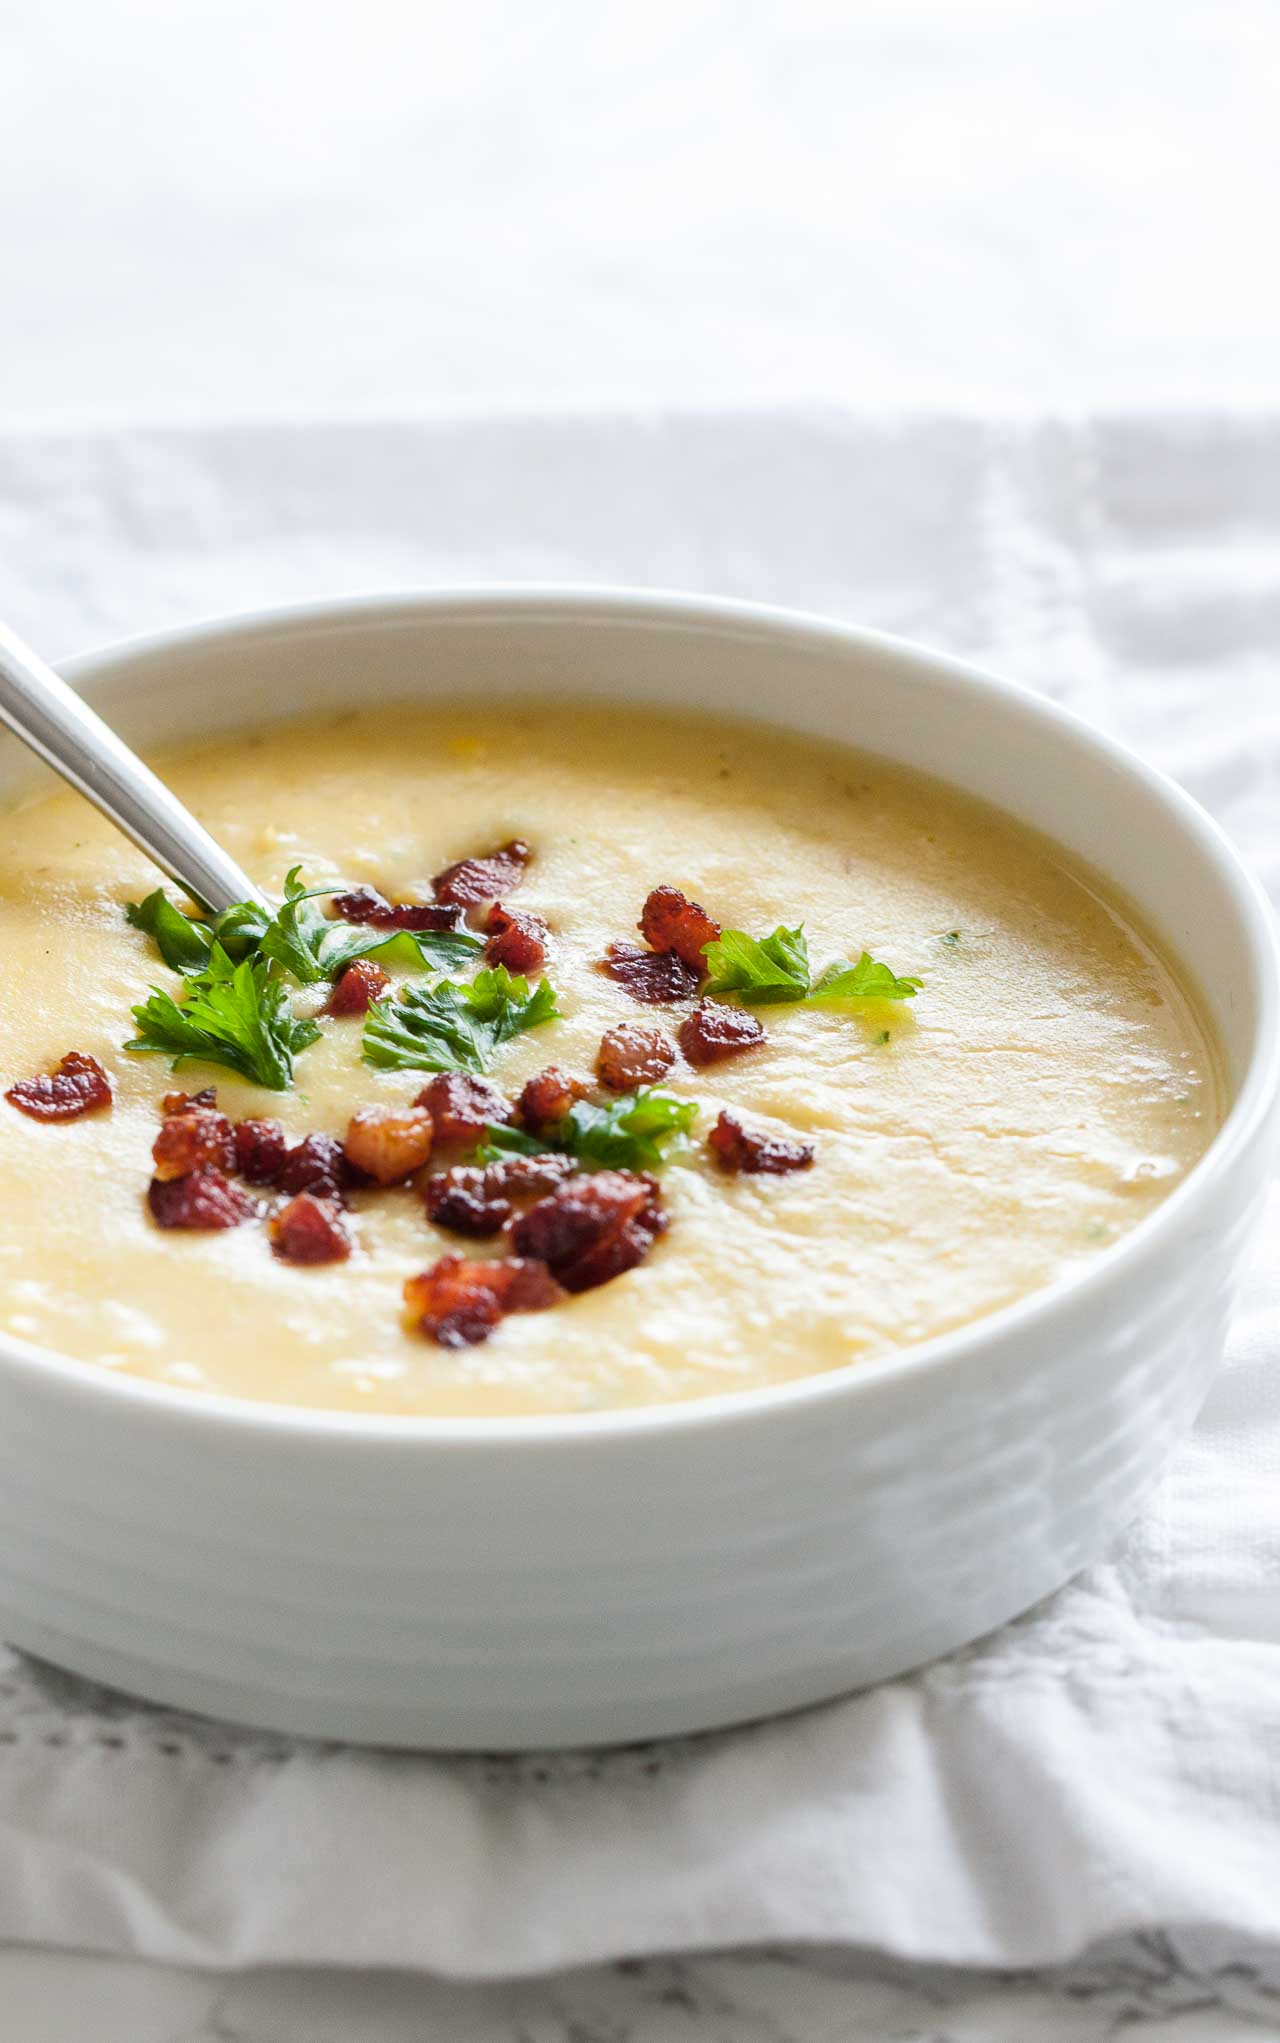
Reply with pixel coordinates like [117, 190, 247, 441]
[0, 619, 264, 915]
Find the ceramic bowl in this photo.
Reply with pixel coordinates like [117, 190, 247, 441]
[0, 590, 1274, 1748]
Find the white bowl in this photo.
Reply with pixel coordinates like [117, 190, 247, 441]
[0, 590, 1274, 1749]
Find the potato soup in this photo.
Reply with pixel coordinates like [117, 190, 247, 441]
[0, 700, 1222, 1415]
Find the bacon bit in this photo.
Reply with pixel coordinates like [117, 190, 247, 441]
[162, 1087, 217, 1115]
[501, 1259, 567, 1312]
[269, 1193, 351, 1265]
[278, 1132, 350, 1204]
[326, 960, 391, 1017]
[432, 838, 531, 912]
[424, 1151, 577, 1238]
[343, 1105, 434, 1185]
[596, 1022, 676, 1093]
[405, 1259, 503, 1345]
[484, 903, 548, 974]
[151, 1105, 235, 1182]
[517, 1065, 590, 1133]
[678, 998, 765, 1066]
[234, 1117, 288, 1184]
[512, 1169, 666, 1294]
[488, 1152, 578, 1199]
[413, 1071, 511, 1147]
[423, 1165, 512, 1238]
[404, 1251, 564, 1347]
[639, 885, 721, 972]
[6, 1051, 112, 1123]
[332, 886, 464, 933]
[707, 1109, 814, 1176]
[147, 1167, 257, 1230]
[331, 884, 389, 923]
[601, 942, 701, 1006]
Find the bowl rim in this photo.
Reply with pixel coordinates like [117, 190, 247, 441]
[2, 582, 1275, 1448]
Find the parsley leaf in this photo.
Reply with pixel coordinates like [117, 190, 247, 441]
[362, 966, 560, 1075]
[477, 1086, 698, 1173]
[559, 1088, 698, 1170]
[126, 889, 214, 974]
[259, 868, 481, 983]
[208, 898, 274, 960]
[475, 1123, 549, 1162]
[701, 925, 811, 1004]
[126, 867, 481, 985]
[125, 946, 322, 1090]
[702, 923, 921, 1007]
[124, 888, 277, 972]
[807, 953, 923, 1003]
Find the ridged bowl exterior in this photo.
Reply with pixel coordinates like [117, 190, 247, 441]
[0, 592, 1272, 1748]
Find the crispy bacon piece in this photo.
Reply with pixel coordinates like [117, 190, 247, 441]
[512, 1169, 666, 1294]
[162, 1087, 217, 1115]
[601, 942, 701, 1007]
[484, 903, 548, 975]
[432, 838, 531, 912]
[278, 1132, 350, 1204]
[152, 1105, 235, 1182]
[488, 1152, 578, 1199]
[332, 885, 386, 922]
[343, 1105, 434, 1185]
[404, 1251, 564, 1347]
[517, 1065, 590, 1134]
[707, 1109, 814, 1176]
[500, 1258, 568, 1313]
[147, 1167, 257, 1230]
[6, 1051, 112, 1123]
[424, 1152, 578, 1238]
[639, 885, 721, 972]
[406, 1258, 504, 1345]
[423, 1165, 512, 1238]
[596, 1022, 676, 1093]
[234, 1117, 289, 1184]
[678, 999, 765, 1066]
[270, 1192, 351, 1265]
[332, 886, 464, 932]
[413, 1072, 511, 1147]
[326, 960, 391, 1017]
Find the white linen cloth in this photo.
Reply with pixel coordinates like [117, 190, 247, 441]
[0, 408, 1277, 1978]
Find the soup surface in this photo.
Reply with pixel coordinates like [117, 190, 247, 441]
[0, 700, 1221, 1415]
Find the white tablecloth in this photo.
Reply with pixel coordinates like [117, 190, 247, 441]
[0, 408, 1277, 1982]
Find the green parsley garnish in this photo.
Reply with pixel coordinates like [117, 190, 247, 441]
[559, 1088, 697, 1171]
[807, 953, 923, 1003]
[126, 888, 217, 974]
[258, 868, 482, 983]
[362, 966, 560, 1075]
[701, 924, 921, 1007]
[475, 1123, 547, 1161]
[126, 867, 482, 983]
[701, 925, 811, 1004]
[478, 1085, 697, 1173]
[125, 946, 321, 1091]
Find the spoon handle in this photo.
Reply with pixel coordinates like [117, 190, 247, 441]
[0, 621, 264, 916]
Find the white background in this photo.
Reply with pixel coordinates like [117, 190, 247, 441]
[5, 0, 1280, 429]
[4, 3, 1280, 2037]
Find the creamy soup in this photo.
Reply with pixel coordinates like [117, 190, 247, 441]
[0, 700, 1222, 1415]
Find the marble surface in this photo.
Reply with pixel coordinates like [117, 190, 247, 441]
[4, 1937, 1280, 2041]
